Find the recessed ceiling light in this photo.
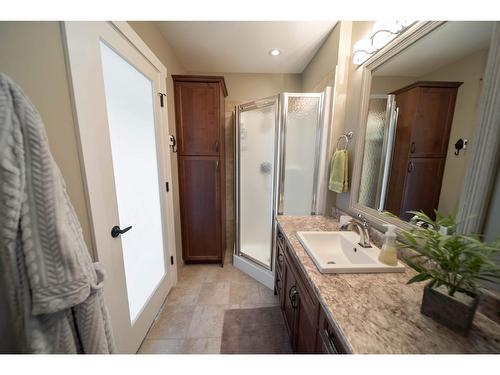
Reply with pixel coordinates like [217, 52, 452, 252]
[269, 49, 281, 56]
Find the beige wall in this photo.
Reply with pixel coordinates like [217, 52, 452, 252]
[301, 23, 341, 92]
[332, 21, 376, 214]
[128, 21, 187, 269]
[370, 76, 415, 94]
[0, 21, 93, 253]
[202, 72, 302, 103]
[420, 50, 488, 216]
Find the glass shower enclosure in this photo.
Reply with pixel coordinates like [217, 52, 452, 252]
[235, 91, 331, 273]
[358, 94, 398, 212]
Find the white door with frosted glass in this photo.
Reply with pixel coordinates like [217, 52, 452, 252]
[64, 22, 176, 353]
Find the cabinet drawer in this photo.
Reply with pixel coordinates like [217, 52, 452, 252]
[317, 307, 349, 354]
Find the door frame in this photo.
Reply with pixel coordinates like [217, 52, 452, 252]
[62, 21, 177, 352]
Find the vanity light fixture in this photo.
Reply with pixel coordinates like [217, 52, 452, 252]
[269, 48, 281, 56]
[353, 20, 415, 66]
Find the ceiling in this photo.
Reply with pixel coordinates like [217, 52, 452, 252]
[157, 21, 337, 74]
[375, 21, 494, 77]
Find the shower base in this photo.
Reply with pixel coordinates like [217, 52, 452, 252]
[240, 242, 271, 267]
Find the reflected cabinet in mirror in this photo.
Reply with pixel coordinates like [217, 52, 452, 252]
[356, 21, 495, 224]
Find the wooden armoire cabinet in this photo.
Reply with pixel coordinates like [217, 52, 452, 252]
[172, 75, 228, 265]
[385, 81, 462, 221]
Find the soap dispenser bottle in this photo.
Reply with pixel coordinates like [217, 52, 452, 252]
[378, 224, 398, 266]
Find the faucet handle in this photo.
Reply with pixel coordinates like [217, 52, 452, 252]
[357, 213, 369, 228]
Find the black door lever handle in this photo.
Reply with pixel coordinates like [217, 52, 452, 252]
[111, 225, 132, 238]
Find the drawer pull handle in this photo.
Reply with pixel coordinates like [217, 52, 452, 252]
[407, 161, 414, 173]
[322, 329, 338, 354]
[290, 289, 299, 308]
[288, 285, 296, 300]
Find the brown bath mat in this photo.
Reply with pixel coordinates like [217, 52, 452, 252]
[220, 306, 293, 354]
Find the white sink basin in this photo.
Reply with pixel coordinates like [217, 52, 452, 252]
[296, 231, 405, 274]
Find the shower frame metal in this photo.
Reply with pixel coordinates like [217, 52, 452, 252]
[234, 91, 328, 271]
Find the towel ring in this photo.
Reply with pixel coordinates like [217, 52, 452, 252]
[336, 131, 353, 150]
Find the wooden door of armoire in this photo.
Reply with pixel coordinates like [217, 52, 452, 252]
[173, 75, 228, 265]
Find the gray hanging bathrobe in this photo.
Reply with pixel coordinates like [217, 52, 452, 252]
[0, 73, 116, 353]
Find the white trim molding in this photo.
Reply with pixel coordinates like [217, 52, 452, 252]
[458, 22, 500, 234]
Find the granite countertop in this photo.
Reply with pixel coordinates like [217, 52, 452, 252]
[277, 215, 500, 354]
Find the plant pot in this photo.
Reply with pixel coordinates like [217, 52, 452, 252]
[421, 283, 480, 336]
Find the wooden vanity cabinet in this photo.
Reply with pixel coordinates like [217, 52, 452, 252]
[275, 226, 348, 354]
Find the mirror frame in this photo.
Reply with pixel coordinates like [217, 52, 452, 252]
[349, 21, 500, 234]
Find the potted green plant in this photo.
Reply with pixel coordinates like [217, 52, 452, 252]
[401, 211, 500, 336]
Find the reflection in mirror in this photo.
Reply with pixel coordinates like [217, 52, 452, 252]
[358, 21, 494, 223]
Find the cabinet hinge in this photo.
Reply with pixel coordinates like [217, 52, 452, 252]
[170, 256, 174, 265]
[158, 92, 166, 107]
[165, 181, 169, 192]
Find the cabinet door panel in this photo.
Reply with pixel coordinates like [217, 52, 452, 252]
[295, 280, 318, 353]
[175, 82, 220, 155]
[410, 87, 457, 157]
[282, 257, 297, 344]
[179, 156, 221, 261]
[400, 157, 445, 221]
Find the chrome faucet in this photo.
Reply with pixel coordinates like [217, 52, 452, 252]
[339, 214, 372, 248]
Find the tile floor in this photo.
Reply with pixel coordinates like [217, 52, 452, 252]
[138, 250, 280, 354]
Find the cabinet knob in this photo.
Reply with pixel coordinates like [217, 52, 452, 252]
[215, 140, 219, 153]
[407, 161, 414, 173]
[410, 142, 416, 154]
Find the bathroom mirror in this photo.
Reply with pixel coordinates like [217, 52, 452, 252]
[351, 21, 497, 229]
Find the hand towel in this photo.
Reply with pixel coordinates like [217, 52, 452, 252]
[328, 149, 348, 193]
